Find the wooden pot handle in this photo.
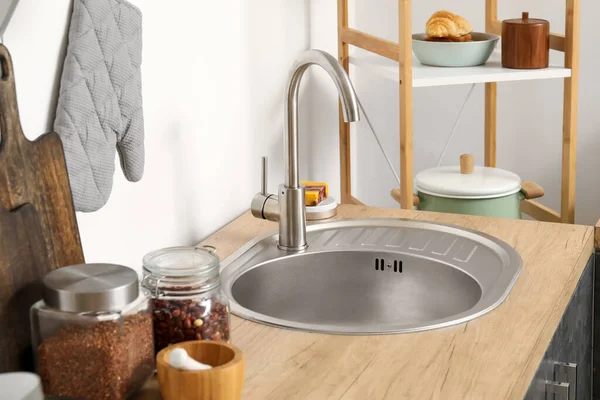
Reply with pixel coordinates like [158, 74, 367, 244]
[390, 189, 420, 207]
[460, 154, 474, 174]
[521, 181, 544, 200]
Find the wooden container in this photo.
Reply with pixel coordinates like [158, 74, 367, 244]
[502, 12, 550, 69]
[157, 341, 245, 400]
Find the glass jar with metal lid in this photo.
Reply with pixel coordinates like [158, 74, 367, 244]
[142, 246, 231, 355]
[30, 263, 154, 400]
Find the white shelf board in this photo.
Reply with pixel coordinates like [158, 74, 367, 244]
[350, 50, 571, 88]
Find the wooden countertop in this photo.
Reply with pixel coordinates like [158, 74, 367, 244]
[136, 205, 594, 400]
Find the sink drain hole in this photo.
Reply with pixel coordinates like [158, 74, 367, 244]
[375, 258, 402, 273]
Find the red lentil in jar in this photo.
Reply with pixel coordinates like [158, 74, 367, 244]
[142, 246, 231, 354]
[31, 264, 154, 400]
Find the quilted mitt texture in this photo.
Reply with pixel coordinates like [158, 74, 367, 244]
[54, 0, 144, 212]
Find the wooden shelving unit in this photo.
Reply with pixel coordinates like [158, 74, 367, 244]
[337, 0, 580, 223]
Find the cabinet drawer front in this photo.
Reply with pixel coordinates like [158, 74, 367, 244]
[525, 255, 593, 400]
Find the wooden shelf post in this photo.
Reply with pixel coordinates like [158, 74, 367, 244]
[561, 0, 580, 223]
[337, 0, 352, 204]
[398, 0, 414, 209]
[485, 0, 498, 168]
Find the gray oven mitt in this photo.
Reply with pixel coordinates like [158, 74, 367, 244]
[54, 0, 144, 212]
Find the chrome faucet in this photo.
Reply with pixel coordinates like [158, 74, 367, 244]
[251, 50, 360, 251]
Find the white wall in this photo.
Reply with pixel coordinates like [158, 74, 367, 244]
[4, 0, 311, 271]
[310, 0, 600, 225]
[4, 0, 599, 273]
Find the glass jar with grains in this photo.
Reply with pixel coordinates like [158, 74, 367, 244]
[142, 246, 231, 355]
[30, 263, 154, 400]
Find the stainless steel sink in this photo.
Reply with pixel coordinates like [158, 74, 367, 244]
[220, 219, 522, 335]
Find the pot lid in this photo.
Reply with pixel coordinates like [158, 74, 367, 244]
[43, 264, 139, 313]
[504, 12, 548, 26]
[415, 154, 522, 199]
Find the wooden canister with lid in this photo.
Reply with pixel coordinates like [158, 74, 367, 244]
[502, 12, 550, 69]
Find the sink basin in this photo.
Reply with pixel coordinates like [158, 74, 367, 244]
[220, 219, 522, 334]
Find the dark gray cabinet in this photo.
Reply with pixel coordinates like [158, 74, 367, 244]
[524, 255, 593, 399]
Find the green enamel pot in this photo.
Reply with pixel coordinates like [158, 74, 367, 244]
[392, 155, 544, 219]
[417, 190, 523, 219]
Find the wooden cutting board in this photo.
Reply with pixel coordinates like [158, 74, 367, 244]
[0, 44, 84, 269]
[0, 204, 52, 372]
[0, 45, 85, 372]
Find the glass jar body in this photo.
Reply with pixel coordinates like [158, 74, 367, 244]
[143, 283, 231, 355]
[30, 296, 154, 400]
[142, 246, 231, 355]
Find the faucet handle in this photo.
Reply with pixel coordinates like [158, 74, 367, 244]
[261, 156, 268, 195]
[251, 156, 279, 222]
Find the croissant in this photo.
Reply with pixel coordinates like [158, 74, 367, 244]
[424, 34, 473, 42]
[426, 11, 473, 38]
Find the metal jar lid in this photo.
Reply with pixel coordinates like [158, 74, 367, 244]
[43, 264, 139, 313]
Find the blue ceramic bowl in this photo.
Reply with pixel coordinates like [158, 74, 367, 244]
[412, 32, 500, 67]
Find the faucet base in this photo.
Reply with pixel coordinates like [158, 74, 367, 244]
[277, 243, 308, 252]
[277, 184, 307, 251]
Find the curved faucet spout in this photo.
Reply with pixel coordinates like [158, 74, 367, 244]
[284, 50, 360, 189]
[251, 50, 360, 252]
